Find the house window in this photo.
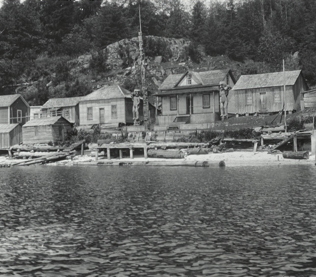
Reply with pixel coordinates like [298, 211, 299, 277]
[202, 94, 210, 109]
[111, 105, 117, 119]
[63, 108, 70, 118]
[34, 113, 38, 119]
[17, 110, 22, 123]
[87, 107, 93, 120]
[187, 74, 192, 85]
[246, 91, 252, 106]
[274, 90, 281, 103]
[170, 96, 177, 111]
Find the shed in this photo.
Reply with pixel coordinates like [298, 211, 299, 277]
[22, 116, 73, 144]
[0, 124, 22, 149]
[229, 70, 308, 115]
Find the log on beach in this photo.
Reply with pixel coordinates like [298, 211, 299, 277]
[282, 151, 309, 160]
[147, 149, 185, 159]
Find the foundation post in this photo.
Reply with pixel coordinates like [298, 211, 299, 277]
[107, 148, 111, 160]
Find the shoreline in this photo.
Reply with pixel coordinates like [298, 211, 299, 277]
[1, 151, 315, 168]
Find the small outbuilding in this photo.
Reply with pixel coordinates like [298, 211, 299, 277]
[0, 94, 30, 124]
[229, 70, 308, 115]
[0, 124, 22, 149]
[22, 116, 73, 144]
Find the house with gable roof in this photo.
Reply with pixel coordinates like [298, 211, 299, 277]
[0, 94, 30, 125]
[41, 96, 82, 125]
[79, 84, 142, 127]
[229, 70, 308, 115]
[156, 69, 236, 126]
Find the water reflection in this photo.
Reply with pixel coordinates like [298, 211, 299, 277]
[1, 165, 316, 276]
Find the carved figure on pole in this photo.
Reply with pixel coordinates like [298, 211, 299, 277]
[219, 81, 231, 120]
[132, 89, 141, 125]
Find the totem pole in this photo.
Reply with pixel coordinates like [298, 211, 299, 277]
[138, 4, 149, 130]
[132, 89, 141, 125]
[219, 81, 231, 120]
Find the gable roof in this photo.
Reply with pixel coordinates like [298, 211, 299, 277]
[23, 116, 71, 127]
[0, 94, 28, 108]
[233, 70, 303, 90]
[81, 85, 131, 101]
[42, 97, 83, 109]
[0, 124, 20, 133]
[159, 70, 232, 90]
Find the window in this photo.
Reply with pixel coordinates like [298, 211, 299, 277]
[170, 96, 177, 111]
[17, 110, 22, 123]
[34, 113, 39, 119]
[111, 105, 117, 119]
[87, 107, 93, 120]
[246, 91, 252, 106]
[187, 74, 192, 85]
[274, 90, 281, 103]
[63, 108, 70, 118]
[202, 94, 210, 109]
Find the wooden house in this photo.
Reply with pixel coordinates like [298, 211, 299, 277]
[30, 106, 42, 119]
[0, 124, 22, 149]
[79, 85, 141, 127]
[41, 97, 82, 125]
[22, 116, 73, 144]
[229, 70, 308, 115]
[156, 69, 236, 126]
[0, 94, 30, 125]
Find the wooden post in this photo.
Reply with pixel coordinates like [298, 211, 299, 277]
[155, 96, 158, 123]
[95, 150, 98, 161]
[190, 94, 192, 115]
[130, 148, 134, 159]
[253, 141, 258, 153]
[176, 95, 179, 116]
[81, 142, 84, 156]
[8, 150, 12, 157]
[261, 137, 264, 146]
[144, 145, 148, 158]
[107, 148, 111, 160]
[213, 91, 216, 122]
[119, 149, 123, 159]
[293, 135, 298, 152]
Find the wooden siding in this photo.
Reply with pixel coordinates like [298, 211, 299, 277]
[0, 107, 8, 124]
[10, 97, 30, 124]
[0, 125, 22, 149]
[22, 119, 72, 144]
[79, 99, 127, 126]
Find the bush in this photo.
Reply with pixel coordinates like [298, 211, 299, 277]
[287, 118, 304, 132]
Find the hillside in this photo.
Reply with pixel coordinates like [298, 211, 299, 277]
[15, 35, 278, 107]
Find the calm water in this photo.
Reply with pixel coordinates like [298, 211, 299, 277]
[1, 165, 316, 276]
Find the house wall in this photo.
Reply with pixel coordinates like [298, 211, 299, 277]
[79, 99, 126, 126]
[52, 121, 73, 142]
[0, 125, 22, 149]
[228, 86, 297, 114]
[10, 97, 30, 124]
[0, 107, 8, 124]
[292, 74, 307, 112]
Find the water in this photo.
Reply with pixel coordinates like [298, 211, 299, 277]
[1, 165, 316, 276]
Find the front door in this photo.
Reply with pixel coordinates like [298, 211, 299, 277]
[99, 108, 105, 124]
[260, 92, 267, 112]
[186, 96, 193, 114]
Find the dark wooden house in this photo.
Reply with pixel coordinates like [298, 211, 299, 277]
[41, 97, 82, 125]
[22, 116, 73, 144]
[229, 70, 308, 115]
[0, 124, 22, 149]
[0, 94, 30, 124]
[156, 69, 236, 126]
[79, 85, 142, 127]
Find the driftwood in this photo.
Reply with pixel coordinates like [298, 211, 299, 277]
[10, 145, 64, 152]
[282, 151, 309, 160]
[147, 149, 185, 159]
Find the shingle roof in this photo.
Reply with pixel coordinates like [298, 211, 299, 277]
[0, 94, 21, 107]
[42, 97, 83, 109]
[233, 70, 302, 90]
[23, 116, 71, 127]
[159, 70, 231, 90]
[81, 85, 131, 101]
[0, 124, 19, 133]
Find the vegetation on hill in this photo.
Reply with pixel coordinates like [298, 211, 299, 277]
[0, 0, 315, 105]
